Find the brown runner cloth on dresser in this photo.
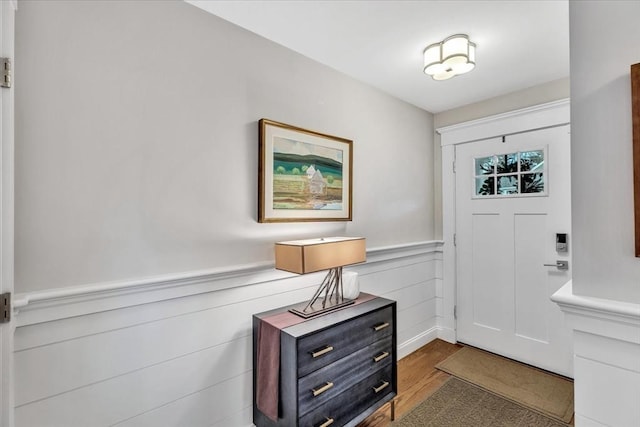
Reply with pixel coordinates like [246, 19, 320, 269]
[256, 293, 376, 421]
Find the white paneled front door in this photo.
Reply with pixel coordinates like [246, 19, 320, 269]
[455, 125, 573, 377]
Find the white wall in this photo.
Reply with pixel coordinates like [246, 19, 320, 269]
[549, 3, 640, 426]
[13, 1, 439, 426]
[434, 77, 571, 129]
[14, 0, 434, 293]
[569, 0, 640, 303]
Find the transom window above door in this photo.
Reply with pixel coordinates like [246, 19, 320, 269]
[474, 149, 546, 197]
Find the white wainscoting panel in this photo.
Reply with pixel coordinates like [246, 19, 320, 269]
[13, 241, 442, 427]
[574, 334, 640, 427]
[552, 281, 640, 427]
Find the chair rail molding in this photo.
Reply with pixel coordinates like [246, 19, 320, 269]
[13, 240, 443, 327]
[437, 99, 571, 345]
[551, 280, 640, 344]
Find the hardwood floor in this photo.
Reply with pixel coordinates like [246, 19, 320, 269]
[358, 339, 464, 427]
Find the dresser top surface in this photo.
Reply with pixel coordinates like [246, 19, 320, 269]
[254, 293, 395, 338]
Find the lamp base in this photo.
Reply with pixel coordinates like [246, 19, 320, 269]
[289, 297, 355, 319]
[288, 266, 354, 318]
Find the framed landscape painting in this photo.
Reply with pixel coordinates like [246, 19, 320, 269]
[258, 119, 353, 222]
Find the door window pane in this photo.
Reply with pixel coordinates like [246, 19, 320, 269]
[475, 156, 494, 175]
[476, 176, 495, 195]
[520, 150, 544, 172]
[521, 172, 545, 193]
[497, 153, 518, 174]
[498, 175, 519, 195]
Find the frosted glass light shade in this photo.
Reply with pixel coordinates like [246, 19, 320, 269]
[423, 34, 476, 80]
[433, 69, 456, 81]
[423, 42, 445, 75]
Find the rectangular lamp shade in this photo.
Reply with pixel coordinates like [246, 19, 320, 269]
[275, 237, 366, 274]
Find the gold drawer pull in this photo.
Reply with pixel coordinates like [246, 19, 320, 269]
[311, 345, 334, 358]
[372, 380, 390, 394]
[373, 351, 390, 363]
[373, 322, 390, 331]
[316, 417, 334, 427]
[312, 381, 334, 397]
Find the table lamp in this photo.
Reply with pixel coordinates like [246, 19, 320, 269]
[274, 237, 366, 318]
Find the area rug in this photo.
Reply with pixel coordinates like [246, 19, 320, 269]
[435, 346, 574, 423]
[392, 377, 569, 427]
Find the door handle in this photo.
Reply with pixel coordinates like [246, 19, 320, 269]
[373, 351, 390, 363]
[543, 260, 569, 270]
[311, 345, 334, 358]
[312, 382, 334, 397]
[372, 380, 390, 393]
[316, 418, 334, 427]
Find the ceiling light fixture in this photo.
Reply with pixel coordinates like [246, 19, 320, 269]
[423, 34, 476, 81]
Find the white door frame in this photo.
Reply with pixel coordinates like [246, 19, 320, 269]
[0, 1, 16, 426]
[437, 99, 570, 344]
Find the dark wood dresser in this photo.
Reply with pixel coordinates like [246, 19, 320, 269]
[253, 293, 397, 427]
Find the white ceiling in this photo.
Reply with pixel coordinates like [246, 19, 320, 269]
[187, 0, 570, 114]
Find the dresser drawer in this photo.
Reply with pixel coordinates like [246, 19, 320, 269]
[298, 335, 392, 416]
[297, 306, 393, 377]
[299, 365, 395, 427]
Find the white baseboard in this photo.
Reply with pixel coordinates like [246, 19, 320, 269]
[437, 326, 456, 344]
[397, 325, 458, 360]
[398, 326, 439, 359]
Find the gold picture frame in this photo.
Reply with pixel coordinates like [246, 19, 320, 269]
[632, 63, 640, 257]
[258, 119, 353, 223]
